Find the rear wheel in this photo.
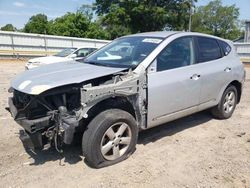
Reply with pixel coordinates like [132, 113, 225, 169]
[82, 109, 138, 168]
[211, 85, 237, 119]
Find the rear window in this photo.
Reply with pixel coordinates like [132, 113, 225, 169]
[218, 40, 231, 56]
[197, 37, 222, 63]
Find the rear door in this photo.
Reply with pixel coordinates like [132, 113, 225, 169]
[147, 36, 202, 128]
[194, 37, 233, 108]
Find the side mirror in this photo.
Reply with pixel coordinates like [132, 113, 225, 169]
[69, 54, 77, 58]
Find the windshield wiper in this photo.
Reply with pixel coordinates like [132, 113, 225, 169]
[84, 60, 135, 69]
[84, 61, 112, 67]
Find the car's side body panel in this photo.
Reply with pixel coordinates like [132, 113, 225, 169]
[147, 64, 201, 128]
[144, 33, 244, 128]
[196, 58, 233, 107]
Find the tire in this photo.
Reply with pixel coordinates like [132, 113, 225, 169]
[211, 85, 238, 119]
[82, 109, 138, 168]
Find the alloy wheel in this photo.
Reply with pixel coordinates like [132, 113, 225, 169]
[100, 122, 132, 161]
[223, 91, 236, 114]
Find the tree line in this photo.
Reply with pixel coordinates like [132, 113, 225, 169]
[0, 0, 243, 40]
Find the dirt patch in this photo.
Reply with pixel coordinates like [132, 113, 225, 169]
[244, 63, 250, 68]
[0, 62, 250, 188]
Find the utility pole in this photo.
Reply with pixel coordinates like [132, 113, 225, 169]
[188, 0, 193, 32]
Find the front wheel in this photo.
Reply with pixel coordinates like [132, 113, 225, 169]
[211, 85, 238, 119]
[82, 109, 138, 168]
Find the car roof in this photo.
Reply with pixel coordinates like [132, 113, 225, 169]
[125, 31, 179, 38]
[76, 47, 98, 49]
[124, 31, 231, 43]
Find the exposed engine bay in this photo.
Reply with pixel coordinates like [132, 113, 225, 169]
[8, 70, 147, 152]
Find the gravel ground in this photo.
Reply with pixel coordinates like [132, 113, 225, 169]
[0, 62, 249, 188]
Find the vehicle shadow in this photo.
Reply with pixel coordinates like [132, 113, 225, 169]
[25, 111, 213, 166]
[138, 110, 213, 145]
[25, 144, 82, 166]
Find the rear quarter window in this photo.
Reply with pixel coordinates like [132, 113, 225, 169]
[218, 40, 231, 56]
[196, 37, 222, 63]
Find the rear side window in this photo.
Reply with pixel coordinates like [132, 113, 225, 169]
[196, 37, 222, 63]
[218, 40, 231, 56]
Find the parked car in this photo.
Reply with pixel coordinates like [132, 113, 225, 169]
[8, 32, 245, 168]
[25, 47, 98, 70]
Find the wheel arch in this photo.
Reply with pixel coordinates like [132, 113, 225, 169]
[217, 80, 242, 104]
[78, 96, 138, 132]
[228, 80, 242, 103]
[88, 96, 137, 119]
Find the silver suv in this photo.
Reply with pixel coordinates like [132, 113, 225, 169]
[8, 32, 245, 168]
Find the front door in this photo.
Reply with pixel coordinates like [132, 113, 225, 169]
[147, 37, 201, 128]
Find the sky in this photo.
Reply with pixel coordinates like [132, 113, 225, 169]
[196, 0, 250, 20]
[0, 0, 249, 29]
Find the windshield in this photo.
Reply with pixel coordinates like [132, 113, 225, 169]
[54, 48, 77, 57]
[84, 36, 163, 68]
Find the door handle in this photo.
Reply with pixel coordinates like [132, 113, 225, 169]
[190, 74, 201, 80]
[224, 67, 231, 72]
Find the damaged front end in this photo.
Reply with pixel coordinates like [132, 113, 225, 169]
[8, 86, 81, 151]
[8, 69, 147, 152]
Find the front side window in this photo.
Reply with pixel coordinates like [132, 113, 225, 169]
[84, 36, 163, 68]
[88, 48, 97, 54]
[54, 48, 77, 57]
[75, 48, 98, 57]
[75, 48, 92, 57]
[156, 37, 195, 71]
[197, 37, 222, 62]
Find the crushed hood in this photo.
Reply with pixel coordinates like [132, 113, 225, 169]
[11, 61, 127, 95]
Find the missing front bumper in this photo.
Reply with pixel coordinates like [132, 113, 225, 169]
[19, 130, 44, 150]
[9, 97, 79, 151]
[8, 97, 51, 133]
